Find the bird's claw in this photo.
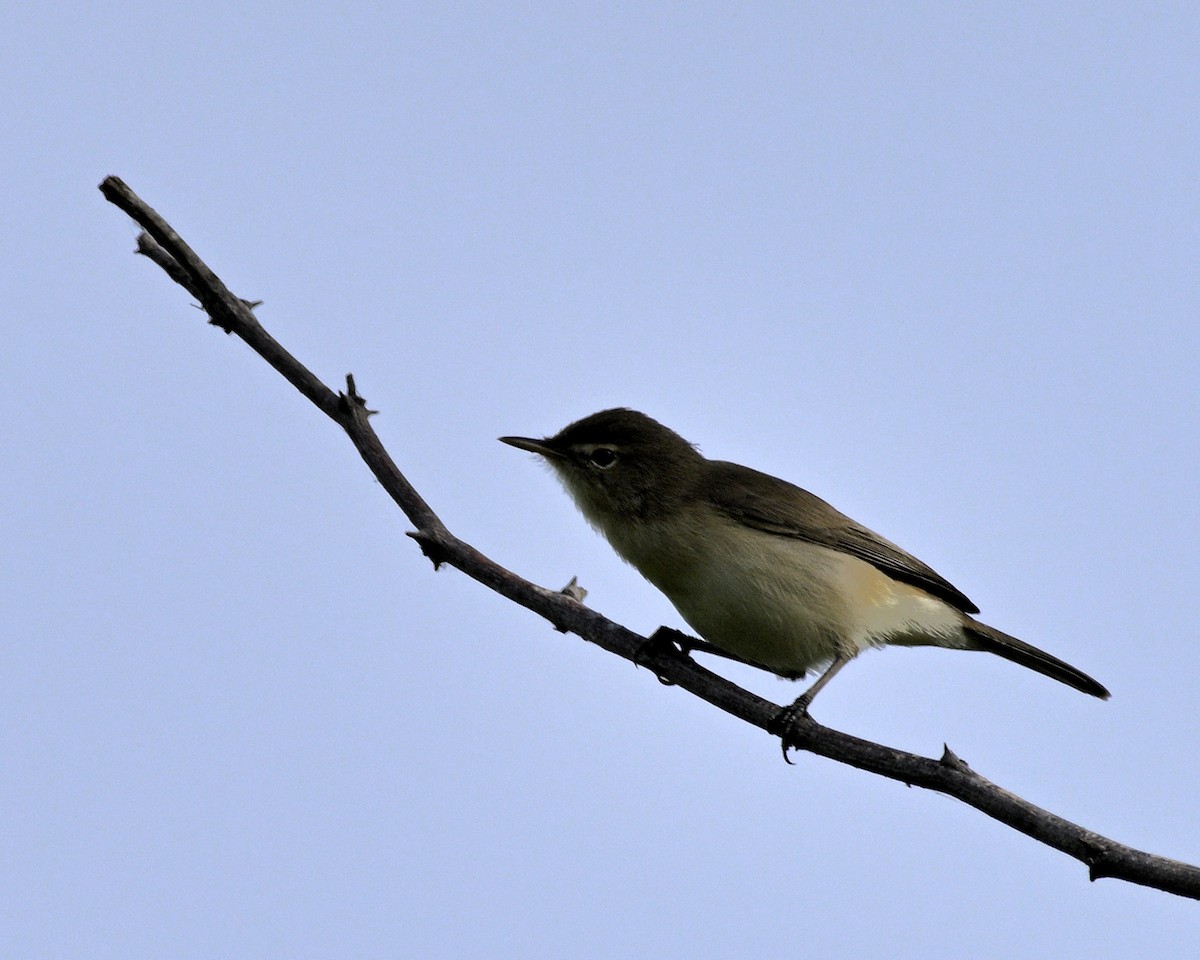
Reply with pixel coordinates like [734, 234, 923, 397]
[769, 694, 815, 764]
[634, 627, 695, 685]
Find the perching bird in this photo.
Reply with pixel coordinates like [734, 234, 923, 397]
[501, 408, 1108, 710]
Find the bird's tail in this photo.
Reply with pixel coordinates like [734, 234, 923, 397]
[963, 618, 1110, 699]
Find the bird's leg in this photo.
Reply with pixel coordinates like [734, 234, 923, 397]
[793, 655, 850, 708]
[635, 627, 788, 685]
[638, 626, 695, 659]
[660, 631, 796, 676]
[769, 655, 851, 762]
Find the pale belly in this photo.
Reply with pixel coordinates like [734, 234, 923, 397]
[607, 514, 966, 678]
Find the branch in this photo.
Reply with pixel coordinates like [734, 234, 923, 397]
[99, 175, 1200, 901]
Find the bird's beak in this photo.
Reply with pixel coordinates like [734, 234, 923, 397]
[498, 435, 564, 458]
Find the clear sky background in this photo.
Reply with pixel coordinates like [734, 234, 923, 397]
[4, 3, 1198, 957]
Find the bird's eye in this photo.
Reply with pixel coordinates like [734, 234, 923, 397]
[587, 448, 618, 469]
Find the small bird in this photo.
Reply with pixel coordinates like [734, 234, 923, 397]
[501, 408, 1109, 712]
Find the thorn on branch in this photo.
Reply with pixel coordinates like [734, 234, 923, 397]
[1084, 844, 1117, 882]
[940, 745, 971, 772]
[549, 579, 588, 632]
[559, 576, 587, 602]
[340, 374, 378, 417]
[407, 529, 451, 570]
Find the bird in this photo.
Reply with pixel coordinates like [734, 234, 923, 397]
[500, 408, 1109, 715]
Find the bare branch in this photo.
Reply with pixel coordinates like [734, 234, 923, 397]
[99, 175, 1200, 901]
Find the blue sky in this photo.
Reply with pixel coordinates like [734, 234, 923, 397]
[4, 3, 1198, 957]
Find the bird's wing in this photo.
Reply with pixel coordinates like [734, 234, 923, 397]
[704, 460, 980, 614]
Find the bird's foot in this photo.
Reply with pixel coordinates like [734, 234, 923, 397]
[634, 627, 695, 685]
[768, 692, 816, 764]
